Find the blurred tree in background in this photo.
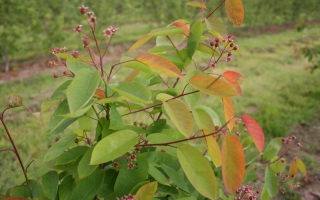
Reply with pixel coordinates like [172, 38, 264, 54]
[1, 0, 319, 72]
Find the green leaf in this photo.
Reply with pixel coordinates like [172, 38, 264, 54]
[134, 182, 158, 200]
[67, 68, 100, 113]
[135, 53, 183, 78]
[111, 82, 152, 104]
[121, 59, 158, 75]
[150, 26, 185, 36]
[90, 130, 139, 165]
[147, 119, 167, 134]
[261, 186, 271, 200]
[149, 45, 175, 53]
[163, 99, 193, 138]
[190, 74, 238, 97]
[114, 155, 149, 197]
[148, 165, 170, 186]
[263, 138, 282, 161]
[49, 99, 78, 134]
[177, 144, 217, 199]
[162, 165, 189, 192]
[59, 175, 75, 200]
[66, 60, 96, 74]
[55, 146, 88, 165]
[10, 186, 30, 198]
[222, 135, 245, 194]
[186, 20, 203, 60]
[42, 171, 59, 200]
[183, 85, 201, 109]
[109, 104, 125, 130]
[70, 169, 105, 200]
[265, 167, 278, 197]
[205, 17, 227, 37]
[193, 108, 215, 132]
[96, 96, 126, 104]
[78, 146, 99, 179]
[44, 133, 77, 162]
[41, 80, 71, 113]
[194, 105, 221, 126]
[97, 170, 118, 199]
[270, 156, 286, 173]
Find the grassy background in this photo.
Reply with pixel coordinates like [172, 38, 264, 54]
[1, 23, 320, 194]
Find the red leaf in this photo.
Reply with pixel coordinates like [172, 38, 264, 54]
[241, 115, 264, 153]
[94, 88, 106, 99]
[225, 0, 244, 26]
[172, 21, 190, 36]
[223, 71, 244, 85]
[223, 97, 235, 132]
[222, 135, 245, 193]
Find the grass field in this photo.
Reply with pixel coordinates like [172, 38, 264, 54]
[0, 24, 320, 194]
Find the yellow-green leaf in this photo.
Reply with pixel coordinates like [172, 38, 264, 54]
[190, 74, 238, 97]
[129, 35, 153, 52]
[135, 54, 183, 78]
[296, 158, 307, 175]
[186, 1, 207, 9]
[204, 130, 222, 167]
[163, 99, 193, 138]
[222, 135, 245, 193]
[177, 144, 217, 199]
[134, 182, 158, 200]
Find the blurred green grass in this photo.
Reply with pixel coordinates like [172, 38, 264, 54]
[1, 23, 320, 193]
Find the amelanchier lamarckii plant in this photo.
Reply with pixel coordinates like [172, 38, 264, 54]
[1, 1, 307, 200]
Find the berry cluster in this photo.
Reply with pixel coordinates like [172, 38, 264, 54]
[117, 194, 134, 200]
[234, 185, 260, 200]
[133, 121, 148, 130]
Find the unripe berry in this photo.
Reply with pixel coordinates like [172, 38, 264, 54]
[233, 45, 239, 50]
[72, 50, 79, 58]
[78, 5, 88, 15]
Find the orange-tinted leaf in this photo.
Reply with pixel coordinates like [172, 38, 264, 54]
[241, 115, 264, 153]
[223, 97, 235, 132]
[289, 160, 298, 178]
[296, 158, 307, 175]
[223, 71, 244, 85]
[204, 130, 222, 167]
[135, 54, 183, 78]
[129, 35, 153, 52]
[222, 135, 245, 193]
[189, 74, 238, 97]
[234, 84, 243, 96]
[172, 21, 190, 36]
[134, 181, 158, 200]
[225, 0, 244, 26]
[186, 1, 207, 9]
[94, 88, 106, 99]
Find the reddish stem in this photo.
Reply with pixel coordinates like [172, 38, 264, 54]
[1, 110, 33, 198]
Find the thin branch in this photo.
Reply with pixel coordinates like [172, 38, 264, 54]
[205, 0, 226, 20]
[137, 117, 234, 147]
[122, 90, 199, 116]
